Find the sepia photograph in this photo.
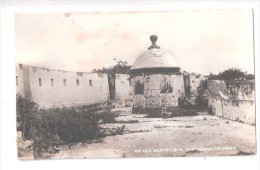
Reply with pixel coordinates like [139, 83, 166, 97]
[15, 9, 256, 160]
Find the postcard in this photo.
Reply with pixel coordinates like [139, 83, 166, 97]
[15, 9, 256, 160]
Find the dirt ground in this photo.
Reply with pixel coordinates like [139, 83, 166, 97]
[43, 107, 256, 159]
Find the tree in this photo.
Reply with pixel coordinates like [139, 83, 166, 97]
[221, 68, 246, 80]
[208, 68, 253, 80]
[92, 59, 132, 100]
[92, 60, 131, 74]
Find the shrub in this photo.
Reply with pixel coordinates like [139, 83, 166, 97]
[16, 95, 39, 140]
[53, 107, 101, 143]
[115, 120, 139, 123]
[16, 96, 117, 158]
[145, 107, 164, 118]
[132, 106, 142, 114]
[194, 96, 208, 111]
[168, 107, 197, 117]
[178, 97, 194, 109]
[97, 110, 118, 123]
[207, 106, 214, 115]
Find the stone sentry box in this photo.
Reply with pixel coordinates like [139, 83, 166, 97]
[130, 35, 185, 114]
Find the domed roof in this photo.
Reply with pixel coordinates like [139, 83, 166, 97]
[130, 35, 180, 72]
[131, 49, 180, 70]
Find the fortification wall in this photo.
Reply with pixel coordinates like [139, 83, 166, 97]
[209, 98, 255, 125]
[209, 98, 223, 117]
[114, 74, 133, 107]
[16, 64, 25, 98]
[226, 80, 255, 100]
[222, 99, 255, 125]
[16, 64, 110, 107]
[188, 74, 207, 104]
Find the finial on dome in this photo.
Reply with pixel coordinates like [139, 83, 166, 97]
[148, 35, 160, 50]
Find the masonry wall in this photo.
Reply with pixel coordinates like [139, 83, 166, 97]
[222, 99, 255, 124]
[226, 80, 255, 100]
[208, 98, 223, 117]
[209, 97, 255, 125]
[16, 64, 25, 98]
[16, 64, 110, 107]
[132, 73, 185, 108]
[114, 74, 133, 107]
[188, 74, 207, 104]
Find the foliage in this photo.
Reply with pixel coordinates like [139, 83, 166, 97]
[97, 110, 118, 123]
[16, 95, 39, 139]
[145, 107, 164, 118]
[168, 107, 197, 117]
[16, 96, 117, 159]
[194, 96, 208, 111]
[115, 120, 139, 123]
[208, 68, 254, 80]
[194, 80, 208, 111]
[92, 60, 131, 75]
[101, 125, 125, 136]
[92, 59, 132, 100]
[178, 96, 194, 109]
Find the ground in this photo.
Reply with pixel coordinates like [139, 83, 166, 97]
[18, 107, 256, 159]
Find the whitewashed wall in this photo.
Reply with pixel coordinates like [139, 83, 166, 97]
[114, 74, 133, 107]
[189, 74, 207, 104]
[222, 99, 255, 124]
[209, 97, 255, 125]
[16, 63, 25, 98]
[16, 64, 110, 107]
[209, 98, 223, 117]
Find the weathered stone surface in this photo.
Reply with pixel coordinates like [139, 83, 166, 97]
[131, 74, 185, 113]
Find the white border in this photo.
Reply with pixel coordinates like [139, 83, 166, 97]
[1, 1, 259, 170]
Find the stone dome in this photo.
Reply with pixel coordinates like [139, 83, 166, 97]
[130, 35, 180, 72]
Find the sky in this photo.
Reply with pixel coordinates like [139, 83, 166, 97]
[15, 9, 254, 75]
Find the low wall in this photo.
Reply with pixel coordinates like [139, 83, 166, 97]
[209, 98, 255, 125]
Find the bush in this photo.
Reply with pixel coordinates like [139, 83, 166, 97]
[146, 107, 164, 118]
[132, 106, 142, 114]
[97, 110, 118, 123]
[207, 106, 214, 115]
[52, 107, 101, 143]
[16, 96, 116, 158]
[194, 96, 208, 111]
[16, 95, 39, 140]
[178, 97, 195, 109]
[168, 107, 197, 117]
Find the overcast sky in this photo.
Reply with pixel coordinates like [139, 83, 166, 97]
[16, 9, 254, 75]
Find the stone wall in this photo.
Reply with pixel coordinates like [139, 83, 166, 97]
[131, 73, 185, 109]
[16, 64, 25, 98]
[225, 80, 255, 100]
[209, 97, 255, 125]
[16, 64, 110, 108]
[208, 98, 223, 117]
[188, 74, 207, 105]
[114, 74, 133, 107]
